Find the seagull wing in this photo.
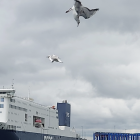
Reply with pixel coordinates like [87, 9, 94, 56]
[48, 56, 53, 62]
[74, 0, 82, 14]
[58, 58, 63, 63]
[74, 0, 82, 6]
[79, 7, 99, 19]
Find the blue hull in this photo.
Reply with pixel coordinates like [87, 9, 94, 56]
[0, 130, 80, 140]
[0, 130, 19, 140]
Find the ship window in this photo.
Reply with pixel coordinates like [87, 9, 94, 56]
[0, 104, 4, 108]
[7, 125, 16, 130]
[23, 108, 27, 112]
[0, 92, 6, 94]
[0, 98, 4, 102]
[25, 114, 28, 121]
[10, 99, 15, 103]
[9, 105, 14, 108]
[9, 104, 27, 112]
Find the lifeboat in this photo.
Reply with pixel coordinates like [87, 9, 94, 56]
[34, 119, 42, 128]
[51, 106, 55, 109]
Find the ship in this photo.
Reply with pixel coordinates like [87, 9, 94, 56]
[0, 88, 82, 140]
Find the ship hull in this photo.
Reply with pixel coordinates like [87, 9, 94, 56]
[0, 129, 79, 140]
[0, 130, 19, 140]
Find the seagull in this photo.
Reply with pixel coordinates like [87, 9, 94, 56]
[66, 0, 99, 27]
[47, 55, 63, 63]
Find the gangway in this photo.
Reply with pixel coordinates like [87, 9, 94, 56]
[93, 132, 140, 140]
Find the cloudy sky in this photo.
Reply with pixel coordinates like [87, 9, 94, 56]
[1, 0, 140, 139]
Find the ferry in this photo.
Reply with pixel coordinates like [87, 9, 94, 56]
[0, 88, 81, 140]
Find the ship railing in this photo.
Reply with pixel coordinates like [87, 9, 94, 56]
[7, 125, 16, 131]
[14, 96, 51, 109]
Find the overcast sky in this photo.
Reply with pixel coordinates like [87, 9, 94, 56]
[1, 0, 140, 139]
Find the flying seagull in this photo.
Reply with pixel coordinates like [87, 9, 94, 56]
[47, 55, 63, 63]
[66, 0, 99, 27]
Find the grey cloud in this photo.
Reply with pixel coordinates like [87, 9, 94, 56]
[1, 0, 140, 138]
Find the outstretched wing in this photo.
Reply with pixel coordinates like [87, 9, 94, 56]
[48, 57, 53, 62]
[74, 0, 82, 6]
[58, 58, 63, 63]
[79, 7, 99, 19]
[74, 0, 82, 14]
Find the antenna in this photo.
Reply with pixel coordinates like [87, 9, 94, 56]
[11, 79, 14, 89]
[28, 86, 30, 100]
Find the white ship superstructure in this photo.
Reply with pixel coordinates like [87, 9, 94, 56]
[0, 89, 81, 140]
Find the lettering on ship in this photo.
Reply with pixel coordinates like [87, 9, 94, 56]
[44, 136, 53, 140]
